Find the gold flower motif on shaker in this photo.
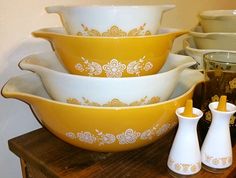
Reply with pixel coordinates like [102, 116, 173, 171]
[174, 163, 181, 171]
[190, 165, 197, 172]
[77, 23, 152, 37]
[103, 59, 126, 77]
[229, 78, 236, 89]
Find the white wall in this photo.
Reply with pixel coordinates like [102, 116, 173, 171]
[0, 0, 235, 177]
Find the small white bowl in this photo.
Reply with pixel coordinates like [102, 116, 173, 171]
[183, 37, 235, 69]
[190, 26, 236, 51]
[45, 4, 176, 36]
[19, 52, 196, 107]
[200, 10, 236, 32]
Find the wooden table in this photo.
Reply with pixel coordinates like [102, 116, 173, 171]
[8, 128, 236, 178]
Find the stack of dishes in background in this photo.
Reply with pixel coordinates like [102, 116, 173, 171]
[184, 10, 236, 69]
[2, 4, 203, 152]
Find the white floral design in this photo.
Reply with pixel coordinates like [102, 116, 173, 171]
[96, 129, 116, 145]
[127, 56, 153, 76]
[156, 123, 171, 137]
[66, 132, 76, 139]
[74, 57, 153, 77]
[140, 124, 159, 140]
[75, 63, 84, 72]
[75, 57, 102, 76]
[103, 59, 126, 78]
[116, 129, 141, 144]
[77, 131, 96, 144]
[144, 62, 153, 71]
[65, 123, 175, 145]
[127, 56, 145, 76]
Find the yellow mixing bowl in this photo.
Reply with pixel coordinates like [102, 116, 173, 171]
[2, 69, 203, 152]
[32, 27, 188, 77]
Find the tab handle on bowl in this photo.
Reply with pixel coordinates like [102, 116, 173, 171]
[45, 6, 64, 14]
[161, 4, 176, 12]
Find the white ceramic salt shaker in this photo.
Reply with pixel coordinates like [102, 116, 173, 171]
[201, 96, 236, 170]
[167, 100, 203, 175]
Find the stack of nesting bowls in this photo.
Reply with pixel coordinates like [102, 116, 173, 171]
[2, 4, 203, 152]
[184, 10, 236, 68]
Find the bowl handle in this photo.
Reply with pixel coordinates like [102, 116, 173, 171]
[32, 29, 55, 41]
[161, 4, 176, 13]
[45, 6, 64, 14]
[174, 30, 189, 38]
[1, 75, 39, 105]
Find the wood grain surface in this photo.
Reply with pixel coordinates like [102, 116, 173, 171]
[8, 127, 236, 178]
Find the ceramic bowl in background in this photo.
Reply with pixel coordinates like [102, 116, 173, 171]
[183, 37, 235, 69]
[199, 10, 236, 33]
[19, 52, 196, 106]
[45, 5, 176, 36]
[1, 69, 204, 152]
[32, 27, 188, 77]
[190, 26, 236, 51]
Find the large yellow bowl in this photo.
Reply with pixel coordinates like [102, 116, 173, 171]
[32, 27, 188, 77]
[2, 70, 203, 152]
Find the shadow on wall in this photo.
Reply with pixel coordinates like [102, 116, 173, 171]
[0, 39, 52, 178]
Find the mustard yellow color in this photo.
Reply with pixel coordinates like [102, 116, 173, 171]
[32, 27, 188, 77]
[181, 99, 197, 117]
[2, 74, 197, 152]
[217, 95, 227, 112]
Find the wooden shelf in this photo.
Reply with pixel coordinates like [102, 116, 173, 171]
[8, 128, 236, 178]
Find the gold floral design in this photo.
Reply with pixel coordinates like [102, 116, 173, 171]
[169, 158, 201, 173]
[204, 153, 232, 166]
[77, 23, 152, 37]
[230, 115, 236, 125]
[205, 111, 212, 122]
[66, 96, 160, 107]
[214, 65, 223, 77]
[229, 78, 236, 89]
[211, 95, 219, 102]
[75, 57, 153, 77]
[66, 98, 81, 105]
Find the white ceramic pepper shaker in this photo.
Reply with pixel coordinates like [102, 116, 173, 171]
[201, 96, 236, 170]
[167, 100, 203, 175]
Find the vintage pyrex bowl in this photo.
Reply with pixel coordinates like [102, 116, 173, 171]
[19, 52, 195, 106]
[32, 27, 188, 77]
[1, 69, 204, 152]
[190, 26, 236, 51]
[183, 37, 235, 69]
[45, 4, 176, 36]
[199, 10, 236, 33]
